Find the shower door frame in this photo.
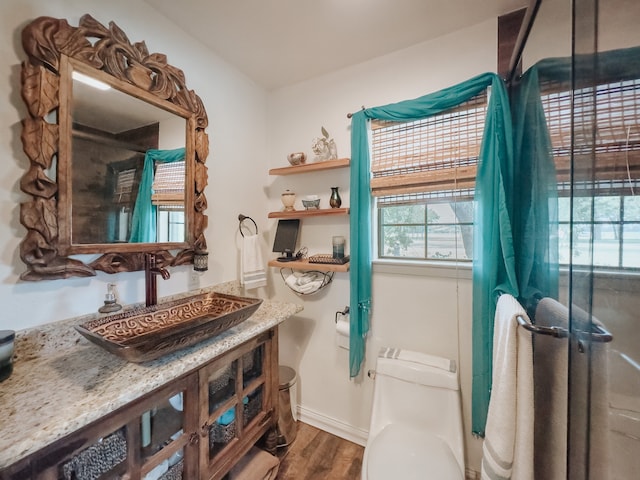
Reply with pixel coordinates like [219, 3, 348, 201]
[509, 0, 620, 478]
[566, 0, 599, 477]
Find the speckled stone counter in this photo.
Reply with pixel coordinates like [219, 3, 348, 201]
[0, 281, 302, 468]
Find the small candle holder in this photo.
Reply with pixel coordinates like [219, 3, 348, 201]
[332, 236, 346, 259]
[194, 250, 209, 272]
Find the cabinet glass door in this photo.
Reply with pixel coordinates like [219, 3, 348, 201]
[205, 343, 267, 463]
[207, 359, 239, 458]
[139, 390, 187, 480]
[57, 426, 128, 479]
[242, 346, 265, 429]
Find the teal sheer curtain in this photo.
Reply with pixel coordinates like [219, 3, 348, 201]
[511, 66, 559, 310]
[349, 73, 518, 387]
[129, 147, 186, 243]
[469, 75, 519, 436]
[470, 46, 640, 435]
[349, 113, 372, 377]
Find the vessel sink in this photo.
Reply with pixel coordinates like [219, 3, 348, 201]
[75, 292, 263, 362]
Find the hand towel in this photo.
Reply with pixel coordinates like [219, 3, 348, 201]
[284, 271, 324, 295]
[533, 297, 568, 479]
[228, 447, 279, 480]
[481, 294, 534, 480]
[534, 298, 611, 480]
[241, 234, 267, 289]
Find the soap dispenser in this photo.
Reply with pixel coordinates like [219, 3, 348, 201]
[99, 283, 122, 313]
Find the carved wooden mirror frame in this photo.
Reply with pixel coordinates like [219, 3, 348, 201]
[19, 14, 208, 281]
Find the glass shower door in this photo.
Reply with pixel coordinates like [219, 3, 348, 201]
[517, 0, 640, 477]
[568, 0, 640, 478]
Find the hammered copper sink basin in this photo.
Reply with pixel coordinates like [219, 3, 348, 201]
[75, 292, 263, 362]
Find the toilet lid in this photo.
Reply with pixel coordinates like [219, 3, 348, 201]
[367, 424, 463, 480]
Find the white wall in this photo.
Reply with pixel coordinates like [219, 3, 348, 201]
[267, 18, 498, 472]
[0, 0, 269, 330]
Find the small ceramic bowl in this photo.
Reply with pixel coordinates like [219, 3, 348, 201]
[302, 197, 320, 209]
[287, 152, 307, 166]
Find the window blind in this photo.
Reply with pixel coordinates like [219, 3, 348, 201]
[113, 168, 136, 205]
[542, 78, 640, 194]
[151, 160, 185, 207]
[370, 92, 487, 201]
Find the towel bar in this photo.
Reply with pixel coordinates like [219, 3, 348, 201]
[516, 315, 612, 342]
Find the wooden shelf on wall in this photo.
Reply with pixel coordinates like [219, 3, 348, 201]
[268, 258, 350, 272]
[268, 208, 349, 219]
[269, 158, 350, 176]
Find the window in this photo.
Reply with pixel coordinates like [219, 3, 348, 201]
[152, 160, 185, 243]
[157, 208, 185, 242]
[374, 76, 640, 268]
[373, 93, 487, 261]
[558, 195, 640, 268]
[542, 78, 640, 270]
[152, 161, 185, 207]
[112, 166, 140, 242]
[113, 168, 137, 205]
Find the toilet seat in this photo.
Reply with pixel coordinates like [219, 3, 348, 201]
[366, 423, 463, 480]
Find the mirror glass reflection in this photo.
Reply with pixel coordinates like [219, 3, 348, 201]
[71, 71, 187, 245]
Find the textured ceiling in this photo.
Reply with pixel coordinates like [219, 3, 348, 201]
[145, 0, 528, 90]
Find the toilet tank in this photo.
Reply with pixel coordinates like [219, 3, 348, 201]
[368, 348, 465, 467]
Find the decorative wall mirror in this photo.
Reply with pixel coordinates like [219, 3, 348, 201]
[19, 14, 209, 280]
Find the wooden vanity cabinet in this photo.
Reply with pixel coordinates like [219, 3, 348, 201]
[2, 328, 278, 480]
[199, 329, 279, 480]
[3, 376, 199, 480]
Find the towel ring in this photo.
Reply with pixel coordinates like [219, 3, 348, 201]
[238, 214, 258, 237]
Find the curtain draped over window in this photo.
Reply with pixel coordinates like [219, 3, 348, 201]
[129, 147, 186, 243]
[350, 73, 519, 395]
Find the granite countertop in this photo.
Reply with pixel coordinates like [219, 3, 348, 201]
[0, 281, 302, 468]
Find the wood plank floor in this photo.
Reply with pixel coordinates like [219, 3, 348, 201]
[276, 422, 364, 480]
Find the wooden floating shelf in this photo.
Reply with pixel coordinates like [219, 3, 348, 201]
[268, 208, 349, 219]
[269, 157, 350, 176]
[268, 258, 350, 272]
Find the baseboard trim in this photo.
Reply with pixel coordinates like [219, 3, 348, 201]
[296, 405, 369, 447]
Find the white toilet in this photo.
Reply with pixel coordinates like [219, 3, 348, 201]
[361, 347, 465, 480]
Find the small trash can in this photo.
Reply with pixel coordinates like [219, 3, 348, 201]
[277, 365, 297, 448]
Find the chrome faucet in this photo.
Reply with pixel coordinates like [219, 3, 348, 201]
[145, 253, 170, 307]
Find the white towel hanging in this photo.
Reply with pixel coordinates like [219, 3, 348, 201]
[241, 234, 267, 289]
[481, 294, 534, 480]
